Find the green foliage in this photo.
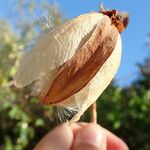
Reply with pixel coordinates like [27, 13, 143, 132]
[0, 1, 62, 149]
[95, 82, 150, 150]
[0, 1, 150, 150]
[84, 80, 150, 150]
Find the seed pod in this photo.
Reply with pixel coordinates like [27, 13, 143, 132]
[43, 17, 118, 104]
[14, 8, 128, 123]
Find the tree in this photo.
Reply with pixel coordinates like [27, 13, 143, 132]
[0, 1, 62, 149]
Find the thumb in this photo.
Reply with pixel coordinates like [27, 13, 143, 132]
[72, 123, 106, 150]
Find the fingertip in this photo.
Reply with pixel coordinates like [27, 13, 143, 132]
[103, 128, 129, 150]
[70, 122, 87, 137]
[72, 123, 106, 150]
[34, 124, 73, 150]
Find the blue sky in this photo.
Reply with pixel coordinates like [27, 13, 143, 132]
[0, 0, 150, 87]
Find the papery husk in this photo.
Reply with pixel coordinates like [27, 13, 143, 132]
[14, 12, 105, 89]
[14, 12, 122, 123]
[43, 17, 118, 104]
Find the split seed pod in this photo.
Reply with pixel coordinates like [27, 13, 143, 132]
[14, 7, 128, 123]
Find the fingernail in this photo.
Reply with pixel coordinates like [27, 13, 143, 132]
[75, 124, 104, 148]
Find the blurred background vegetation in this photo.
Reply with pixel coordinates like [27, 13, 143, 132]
[0, 0, 150, 150]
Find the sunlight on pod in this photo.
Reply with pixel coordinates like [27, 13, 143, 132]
[14, 5, 128, 123]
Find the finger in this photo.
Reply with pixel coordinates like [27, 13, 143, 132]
[34, 124, 73, 150]
[72, 123, 106, 150]
[70, 122, 87, 138]
[103, 128, 129, 150]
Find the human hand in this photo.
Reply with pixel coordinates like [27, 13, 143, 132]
[34, 123, 128, 150]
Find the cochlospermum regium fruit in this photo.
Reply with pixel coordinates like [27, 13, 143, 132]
[14, 6, 129, 123]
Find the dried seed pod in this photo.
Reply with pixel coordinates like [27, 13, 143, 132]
[43, 17, 118, 104]
[14, 8, 128, 123]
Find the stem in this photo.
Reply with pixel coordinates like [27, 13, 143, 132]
[90, 102, 97, 123]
